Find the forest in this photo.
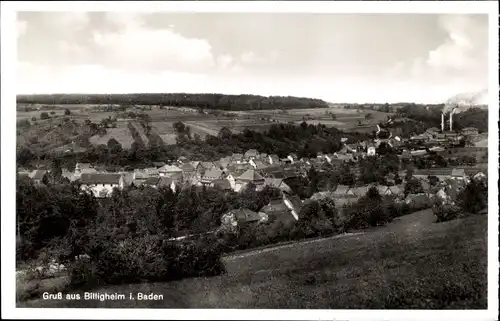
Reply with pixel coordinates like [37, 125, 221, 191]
[17, 93, 329, 111]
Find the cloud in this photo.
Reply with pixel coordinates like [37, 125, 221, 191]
[426, 15, 481, 71]
[40, 12, 90, 35]
[92, 14, 215, 72]
[385, 14, 488, 97]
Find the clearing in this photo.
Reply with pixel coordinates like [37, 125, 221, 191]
[19, 209, 487, 309]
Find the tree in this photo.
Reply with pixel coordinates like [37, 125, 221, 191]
[40, 112, 50, 120]
[50, 111, 56, 115]
[31, 116, 37, 122]
[107, 138, 123, 154]
[331, 114, 337, 120]
[460, 181, 488, 214]
[404, 178, 424, 196]
[217, 127, 232, 140]
[173, 121, 186, 133]
[307, 167, 319, 197]
[64, 109, 71, 116]
[365, 113, 373, 120]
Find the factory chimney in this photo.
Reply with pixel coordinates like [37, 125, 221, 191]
[441, 113, 445, 132]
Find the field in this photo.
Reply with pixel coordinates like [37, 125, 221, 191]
[19, 210, 487, 309]
[89, 122, 135, 149]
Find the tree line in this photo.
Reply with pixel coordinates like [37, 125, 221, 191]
[17, 93, 329, 111]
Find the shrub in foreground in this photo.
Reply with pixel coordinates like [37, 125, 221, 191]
[433, 202, 463, 223]
[69, 234, 225, 288]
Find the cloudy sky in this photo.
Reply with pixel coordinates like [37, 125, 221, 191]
[17, 12, 489, 103]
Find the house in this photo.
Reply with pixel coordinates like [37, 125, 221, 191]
[249, 159, 267, 170]
[30, 170, 48, 185]
[61, 169, 77, 182]
[143, 176, 177, 192]
[134, 168, 159, 180]
[260, 194, 302, 226]
[211, 179, 232, 191]
[410, 149, 427, 157]
[200, 162, 215, 171]
[158, 164, 182, 178]
[244, 149, 259, 160]
[75, 163, 92, 175]
[461, 127, 479, 136]
[473, 171, 487, 182]
[180, 162, 196, 179]
[351, 185, 372, 197]
[387, 185, 404, 197]
[367, 146, 376, 156]
[201, 168, 225, 185]
[226, 168, 248, 190]
[263, 178, 292, 194]
[231, 153, 245, 164]
[219, 157, 232, 170]
[267, 154, 280, 165]
[152, 161, 166, 168]
[376, 185, 390, 196]
[235, 169, 265, 192]
[79, 173, 124, 198]
[333, 185, 355, 197]
[287, 153, 299, 164]
[426, 127, 440, 135]
[177, 156, 189, 163]
[220, 208, 268, 231]
[451, 168, 466, 180]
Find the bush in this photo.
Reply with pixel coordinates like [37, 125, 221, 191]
[69, 234, 225, 287]
[433, 202, 463, 222]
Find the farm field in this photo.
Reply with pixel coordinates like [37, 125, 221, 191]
[89, 126, 135, 149]
[19, 210, 487, 309]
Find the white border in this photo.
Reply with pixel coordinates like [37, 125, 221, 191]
[2, 1, 499, 320]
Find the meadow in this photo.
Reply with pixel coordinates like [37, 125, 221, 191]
[18, 209, 487, 309]
[18, 103, 394, 152]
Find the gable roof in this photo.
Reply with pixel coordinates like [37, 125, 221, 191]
[143, 176, 160, 186]
[200, 161, 215, 169]
[180, 162, 196, 172]
[237, 169, 265, 182]
[30, 170, 48, 180]
[244, 149, 259, 158]
[80, 173, 122, 185]
[351, 185, 371, 197]
[159, 164, 182, 172]
[334, 185, 351, 195]
[232, 208, 262, 224]
[252, 160, 267, 169]
[75, 163, 92, 170]
[451, 168, 465, 177]
[212, 179, 231, 190]
[203, 168, 224, 180]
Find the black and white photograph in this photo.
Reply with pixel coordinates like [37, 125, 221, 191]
[1, 1, 498, 320]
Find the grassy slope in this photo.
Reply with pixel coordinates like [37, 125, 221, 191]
[18, 209, 487, 309]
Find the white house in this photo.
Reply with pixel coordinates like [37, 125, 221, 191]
[367, 146, 376, 156]
[158, 164, 183, 178]
[79, 173, 124, 198]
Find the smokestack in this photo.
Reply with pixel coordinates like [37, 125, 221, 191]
[441, 113, 445, 132]
[449, 111, 453, 132]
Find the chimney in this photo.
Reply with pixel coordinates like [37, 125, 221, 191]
[441, 113, 445, 132]
[449, 111, 453, 132]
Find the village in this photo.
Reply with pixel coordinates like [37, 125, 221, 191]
[17, 113, 488, 235]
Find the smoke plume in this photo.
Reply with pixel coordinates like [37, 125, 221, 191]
[443, 89, 488, 114]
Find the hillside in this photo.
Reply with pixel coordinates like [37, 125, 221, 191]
[19, 210, 487, 309]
